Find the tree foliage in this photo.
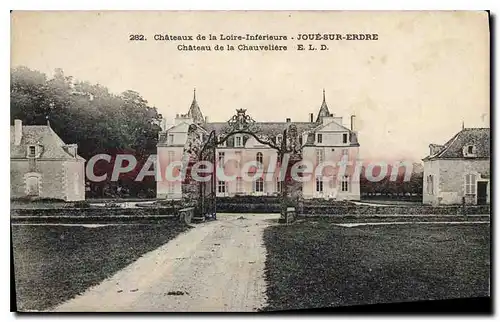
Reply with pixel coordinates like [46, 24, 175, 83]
[360, 162, 424, 200]
[11, 66, 162, 198]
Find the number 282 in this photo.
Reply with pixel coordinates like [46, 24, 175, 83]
[129, 34, 146, 41]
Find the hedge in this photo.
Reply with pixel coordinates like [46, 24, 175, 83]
[300, 205, 490, 216]
[11, 207, 178, 218]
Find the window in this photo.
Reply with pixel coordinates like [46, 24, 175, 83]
[218, 135, 226, 147]
[168, 134, 174, 144]
[254, 178, 264, 193]
[236, 177, 243, 193]
[276, 177, 282, 193]
[342, 149, 348, 156]
[74, 173, 80, 194]
[256, 152, 263, 169]
[218, 152, 225, 165]
[276, 135, 283, 146]
[235, 135, 243, 147]
[167, 182, 175, 193]
[28, 145, 36, 157]
[317, 133, 323, 143]
[465, 174, 476, 195]
[341, 176, 349, 192]
[167, 151, 175, 163]
[426, 175, 434, 195]
[218, 180, 226, 193]
[316, 149, 324, 164]
[342, 133, 348, 144]
[316, 176, 323, 192]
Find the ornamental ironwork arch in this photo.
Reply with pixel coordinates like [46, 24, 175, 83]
[183, 109, 303, 222]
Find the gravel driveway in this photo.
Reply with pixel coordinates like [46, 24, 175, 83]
[52, 213, 279, 312]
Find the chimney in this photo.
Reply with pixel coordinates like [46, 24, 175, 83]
[66, 144, 78, 158]
[350, 115, 356, 132]
[205, 116, 209, 123]
[309, 113, 314, 123]
[286, 118, 291, 123]
[14, 119, 22, 145]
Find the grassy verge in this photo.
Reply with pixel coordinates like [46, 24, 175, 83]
[262, 221, 490, 311]
[11, 222, 188, 311]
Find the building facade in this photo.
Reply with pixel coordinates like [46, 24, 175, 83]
[422, 127, 490, 205]
[10, 119, 86, 201]
[157, 90, 361, 201]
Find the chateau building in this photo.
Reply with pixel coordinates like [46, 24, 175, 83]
[422, 127, 490, 205]
[156, 90, 361, 200]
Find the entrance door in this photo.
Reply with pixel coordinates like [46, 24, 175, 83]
[477, 181, 488, 205]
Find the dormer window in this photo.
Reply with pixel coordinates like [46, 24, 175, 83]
[27, 145, 37, 158]
[463, 145, 477, 157]
[342, 133, 348, 144]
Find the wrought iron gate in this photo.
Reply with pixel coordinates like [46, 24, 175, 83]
[183, 109, 303, 222]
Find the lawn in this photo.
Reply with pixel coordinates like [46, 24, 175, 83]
[262, 221, 490, 311]
[11, 222, 188, 311]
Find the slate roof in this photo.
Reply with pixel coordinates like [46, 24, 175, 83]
[10, 125, 85, 160]
[423, 128, 490, 161]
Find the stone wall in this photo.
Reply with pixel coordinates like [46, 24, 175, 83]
[11, 160, 67, 200]
[424, 159, 490, 205]
[63, 160, 86, 201]
[438, 159, 490, 205]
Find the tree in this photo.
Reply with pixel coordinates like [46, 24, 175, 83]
[11, 66, 162, 198]
[360, 162, 424, 200]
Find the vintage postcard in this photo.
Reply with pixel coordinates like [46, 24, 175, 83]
[10, 11, 490, 313]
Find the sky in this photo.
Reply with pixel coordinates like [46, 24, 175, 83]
[10, 11, 490, 162]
